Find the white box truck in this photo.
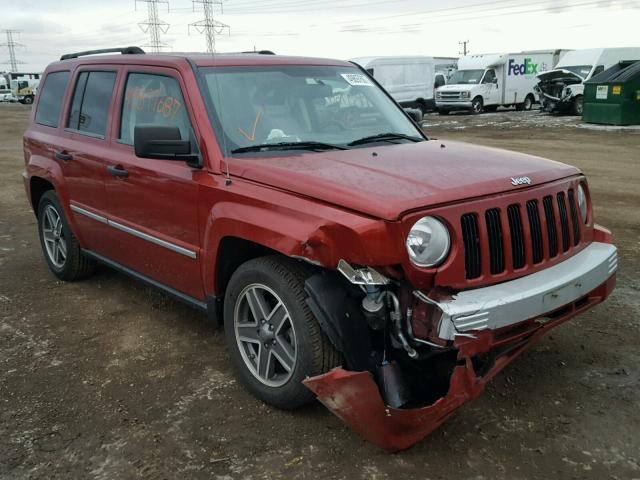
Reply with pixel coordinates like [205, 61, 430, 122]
[350, 56, 437, 114]
[435, 50, 568, 114]
[535, 47, 640, 115]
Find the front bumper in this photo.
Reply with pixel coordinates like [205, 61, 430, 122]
[305, 241, 617, 452]
[432, 242, 617, 340]
[436, 100, 472, 109]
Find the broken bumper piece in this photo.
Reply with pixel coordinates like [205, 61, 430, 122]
[304, 271, 616, 452]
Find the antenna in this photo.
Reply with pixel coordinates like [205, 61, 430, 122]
[1, 29, 25, 72]
[136, 0, 170, 52]
[189, 0, 230, 54]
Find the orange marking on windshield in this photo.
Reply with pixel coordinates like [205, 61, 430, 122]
[238, 110, 262, 142]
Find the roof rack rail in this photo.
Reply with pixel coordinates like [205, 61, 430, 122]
[60, 46, 145, 61]
[240, 50, 276, 55]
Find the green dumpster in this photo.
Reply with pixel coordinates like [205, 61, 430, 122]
[583, 60, 640, 125]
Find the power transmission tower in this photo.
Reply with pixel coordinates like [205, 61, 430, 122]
[136, 0, 170, 52]
[189, 0, 230, 54]
[1, 29, 25, 72]
[459, 40, 470, 56]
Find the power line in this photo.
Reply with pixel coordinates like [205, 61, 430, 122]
[189, 0, 230, 53]
[136, 0, 171, 52]
[1, 29, 25, 72]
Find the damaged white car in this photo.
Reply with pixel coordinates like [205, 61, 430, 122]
[535, 47, 640, 115]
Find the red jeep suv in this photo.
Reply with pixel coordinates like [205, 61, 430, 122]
[23, 47, 617, 451]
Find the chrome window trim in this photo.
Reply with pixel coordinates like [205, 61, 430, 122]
[70, 203, 197, 259]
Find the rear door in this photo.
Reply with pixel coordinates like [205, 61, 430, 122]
[101, 67, 203, 299]
[56, 67, 119, 254]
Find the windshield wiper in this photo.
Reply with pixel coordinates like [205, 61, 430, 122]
[231, 141, 347, 154]
[348, 132, 423, 147]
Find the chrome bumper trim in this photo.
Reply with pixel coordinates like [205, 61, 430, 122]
[429, 242, 617, 341]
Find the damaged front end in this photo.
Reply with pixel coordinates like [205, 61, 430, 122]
[303, 247, 617, 452]
[535, 69, 586, 113]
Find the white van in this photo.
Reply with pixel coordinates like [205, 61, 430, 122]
[435, 50, 568, 114]
[535, 47, 640, 115]
[351, 56, 436, 114]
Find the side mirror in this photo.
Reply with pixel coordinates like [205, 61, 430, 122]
[134, 125, 199, 164]
[404, 108, 423, 123]
[492, 77, 498, 85]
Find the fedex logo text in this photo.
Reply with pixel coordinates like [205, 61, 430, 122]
[508, 58, 538, 76]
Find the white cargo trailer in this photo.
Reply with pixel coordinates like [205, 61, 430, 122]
[435, 50, 568, 114]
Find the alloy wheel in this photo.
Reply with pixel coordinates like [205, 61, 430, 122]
[41, 204, 67, 269]
[234, 284, 297, 387]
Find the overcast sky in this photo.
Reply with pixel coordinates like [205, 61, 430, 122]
[2, 0, 639, 72]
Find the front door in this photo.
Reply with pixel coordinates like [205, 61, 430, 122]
[481, 69, 501, 106]
[101, 68, 203, 300]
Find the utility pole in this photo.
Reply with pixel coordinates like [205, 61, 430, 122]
[459, 40, 470, 56]
[1, 29, 24, 72]
[189, 0, 230, 54]
[136, 0, 170, 52]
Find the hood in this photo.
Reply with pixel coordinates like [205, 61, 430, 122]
[437, 83, 476, 92]
[536, 68, 586, 83]
[228, 141, 580, 220]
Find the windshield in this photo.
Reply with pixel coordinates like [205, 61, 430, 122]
[448, 69, 485, 85]
[198, 65, 423, 155]
[561, 65, 593, 78]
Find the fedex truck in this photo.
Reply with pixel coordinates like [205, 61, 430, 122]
[435, 50, 568, 114]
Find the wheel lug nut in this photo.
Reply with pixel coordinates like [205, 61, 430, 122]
[268, 324, 274, 331]
[272, 339, 277, 345]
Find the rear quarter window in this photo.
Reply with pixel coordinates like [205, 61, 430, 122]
[35, 71, 70, 128]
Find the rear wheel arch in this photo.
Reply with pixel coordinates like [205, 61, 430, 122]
[30, 176, 55, 215]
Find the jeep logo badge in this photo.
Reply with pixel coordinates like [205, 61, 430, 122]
[511, 176, 532, 186]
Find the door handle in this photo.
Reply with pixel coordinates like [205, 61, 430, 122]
[107, 165, 129, 178]
[55, 151, 73, 162]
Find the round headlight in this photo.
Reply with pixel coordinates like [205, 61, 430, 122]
[406, 216, 450, 267]
[577, 184, 588, 223]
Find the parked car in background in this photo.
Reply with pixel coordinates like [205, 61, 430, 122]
[433, 56, 458, 86]
[24, 47, 616, 452]
[535, 47, 640, 115]
[351, 56, 437, 114]
[0, 86, 17, 102]
[435, 50, 569, 114]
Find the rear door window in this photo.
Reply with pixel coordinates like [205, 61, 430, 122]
[35, 71, 70, 128]
[67, 71, 117, 138]
[119, 73, 192, 145]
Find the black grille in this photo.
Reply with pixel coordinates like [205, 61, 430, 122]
[568, 189, 581, 246]
[507, 204, 525, 269]
[557, 192, 570, 252]
[460, 187, 581, 280]
[485, 209, 504, 274]
[542, 196, 558, 258]
[461, 213, 481, 279]
[526, 200, 543, 264]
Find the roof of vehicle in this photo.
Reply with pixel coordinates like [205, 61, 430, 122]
[556, 47, 640, 68]
[49, 48, 354, 70]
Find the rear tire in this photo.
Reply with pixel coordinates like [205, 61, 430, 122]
[22, 96, 34, 105]
[224, 256, 340, 409]
[438, 109, 450, 115]
[37, 191, 96, 281]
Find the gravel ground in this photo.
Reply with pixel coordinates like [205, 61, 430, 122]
[1, 103, 639, 479]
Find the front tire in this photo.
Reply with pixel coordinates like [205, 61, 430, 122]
[37, 191, 95, 281]
[573, 96, 584, 116]
[224, 256, 340, 409]
[471, 96, 483, 114]
[22, 96, 34, 105]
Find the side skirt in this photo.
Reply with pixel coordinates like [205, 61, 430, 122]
[82, 249, 215, 318]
